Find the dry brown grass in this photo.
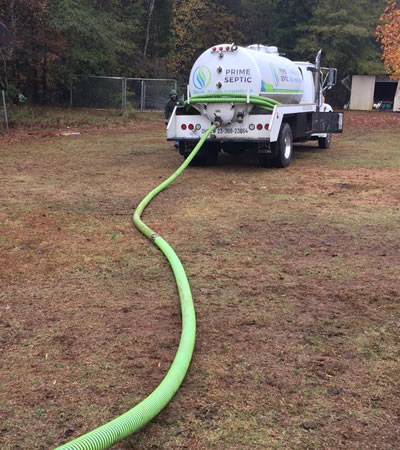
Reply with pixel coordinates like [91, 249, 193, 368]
[0, 110, 399, 449]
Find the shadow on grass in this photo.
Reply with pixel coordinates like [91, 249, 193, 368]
[192, 142, 325, 170]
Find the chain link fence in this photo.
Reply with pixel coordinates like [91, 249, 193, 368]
[71, 76, 177, 111]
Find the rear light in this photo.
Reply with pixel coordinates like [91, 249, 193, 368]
[226, 46, 230, 51]
[249, 124, 255, 130]
[264, 124, 269, 130]
[257, 124, 263, 130]
[212, 47, 216, 52]
[181, 123, 199, 131]
[219, 46, 223, 51]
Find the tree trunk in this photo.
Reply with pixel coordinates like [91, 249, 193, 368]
[42, 53, 47, 105]
[8, 0, 16, 62]
[1, 52, 8, 89]
[143, 0, 155, 58]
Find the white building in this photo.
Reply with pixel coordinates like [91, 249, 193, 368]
[349, 75, 400, 111]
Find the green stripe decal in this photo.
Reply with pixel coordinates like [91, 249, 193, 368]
[261, 82, 302, 94]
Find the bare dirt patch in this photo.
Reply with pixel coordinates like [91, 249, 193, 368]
[1, 110, 399, 449]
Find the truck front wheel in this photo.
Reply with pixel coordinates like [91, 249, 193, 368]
[318, 133, 332, 149]
[260, 122, 293, 168]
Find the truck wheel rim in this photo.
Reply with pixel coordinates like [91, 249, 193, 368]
[284, 135, 292, 159]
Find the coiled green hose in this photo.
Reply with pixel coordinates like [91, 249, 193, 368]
[186, 93, 280, 112]
[55, 125, 216, 450]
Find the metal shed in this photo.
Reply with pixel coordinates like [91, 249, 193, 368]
[349, 75, 400, 111]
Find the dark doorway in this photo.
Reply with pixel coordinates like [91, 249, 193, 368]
[374, 81, 398, 110]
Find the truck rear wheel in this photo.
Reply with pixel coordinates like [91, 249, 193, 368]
[260, 122, 293, 168]
[318, 133, 332, 149]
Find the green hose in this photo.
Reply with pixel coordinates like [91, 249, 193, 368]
[55, 125, 216, 450]
[186, 93, 280, 112]
[55, 94, 279, 450]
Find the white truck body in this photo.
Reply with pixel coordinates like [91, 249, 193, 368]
[167, 44, 343, 167]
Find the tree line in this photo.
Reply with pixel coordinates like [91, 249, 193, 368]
[0, 0, 394, 106]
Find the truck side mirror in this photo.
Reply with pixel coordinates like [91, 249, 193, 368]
[327, 68, 337, 89]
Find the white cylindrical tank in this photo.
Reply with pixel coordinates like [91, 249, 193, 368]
[189, 44, 304, 104]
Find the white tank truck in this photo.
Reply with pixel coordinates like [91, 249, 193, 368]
[167, 44, 343, 167]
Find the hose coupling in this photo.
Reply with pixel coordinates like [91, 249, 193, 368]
[213, 114, 222, 128]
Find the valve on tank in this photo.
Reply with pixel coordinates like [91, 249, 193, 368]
[213, 113, 222, 128]
[236, 112, 244, 123]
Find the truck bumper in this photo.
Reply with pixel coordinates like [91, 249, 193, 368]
[167, 107, 272, 142]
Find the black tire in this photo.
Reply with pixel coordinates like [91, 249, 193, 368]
[318, 133, 332, 149]
[261, 122, 293, 168]
[179, 141, 200, 166]
[178, 141, 188, 156]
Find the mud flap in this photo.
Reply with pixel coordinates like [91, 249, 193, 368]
[312, 112, 343, 134]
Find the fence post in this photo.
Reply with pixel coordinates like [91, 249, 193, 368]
[124, 78, 127, 108]
[140, 80, 145, 112]
[122, 78, 127, 109]
[2, 89, 8, 130]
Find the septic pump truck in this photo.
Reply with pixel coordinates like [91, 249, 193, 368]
[167, 44, 343, 167]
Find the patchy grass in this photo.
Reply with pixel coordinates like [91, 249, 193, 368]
[0, 110, 399, 449]
[4, 105, 162, 131]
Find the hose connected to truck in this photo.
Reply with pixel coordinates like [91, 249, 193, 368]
[186, 92, 280, 112]
[56, 95, 279, 450]
[55, 124, 216, 450]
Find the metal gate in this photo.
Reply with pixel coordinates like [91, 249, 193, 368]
[71, 76, 177, 111]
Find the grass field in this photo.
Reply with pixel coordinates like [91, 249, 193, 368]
[1, 110, 399, 449]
